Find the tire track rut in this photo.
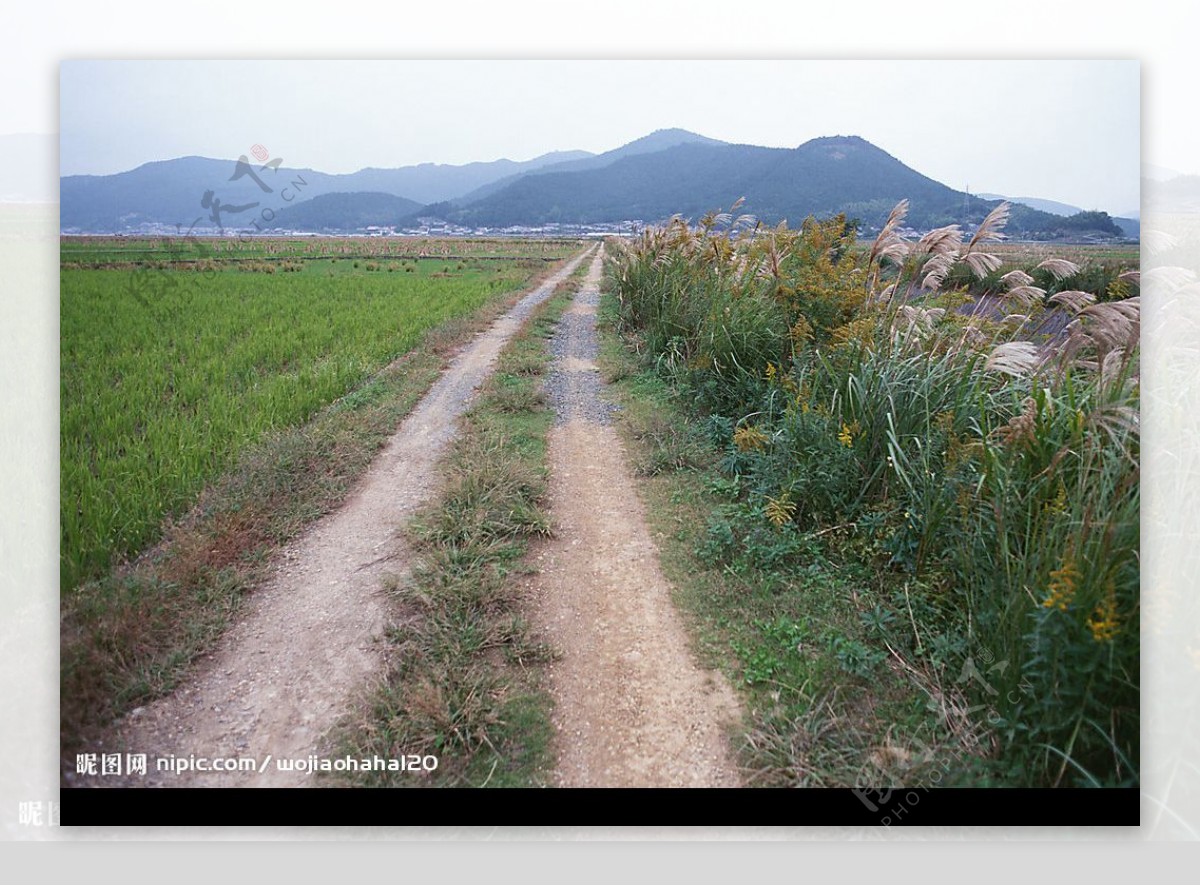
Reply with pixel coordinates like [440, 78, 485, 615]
[525, 248, 743, 787]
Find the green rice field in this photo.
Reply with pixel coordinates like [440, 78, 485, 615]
[60, 237, 579, 589]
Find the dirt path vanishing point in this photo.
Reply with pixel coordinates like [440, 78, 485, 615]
[525, 248, 744, 787]
[88, 248, 595, 787]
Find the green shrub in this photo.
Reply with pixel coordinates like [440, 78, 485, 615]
[606, 199, 1140, 786]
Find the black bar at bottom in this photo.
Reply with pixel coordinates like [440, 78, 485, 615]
[61, 787, 1139, 827]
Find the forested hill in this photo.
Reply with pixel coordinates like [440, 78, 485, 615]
[268, 192, 422, 232]
[443, 135, 1122, 237]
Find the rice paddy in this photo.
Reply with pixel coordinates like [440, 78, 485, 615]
[60, 236, 580, 590]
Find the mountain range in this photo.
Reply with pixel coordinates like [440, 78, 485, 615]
[59, 129, 1135, 240]
[59, 148, 590, 233]
[977, 192, 1139, 239]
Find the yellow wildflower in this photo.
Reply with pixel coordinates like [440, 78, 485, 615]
[1086, 580, 1120, 642]
[765, 494, 797, 527]
[837, 420, 860, 448]
[790, 316, 814, 346]
[733, 424, 769, 453]
[1048, 482, 1068, 515]
[830, 317, 877, 351]
[1042, 558, 1080, 611]
[1106, 278, 1131, 301]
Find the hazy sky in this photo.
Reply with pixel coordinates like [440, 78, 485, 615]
[60, 60, 1140, 214]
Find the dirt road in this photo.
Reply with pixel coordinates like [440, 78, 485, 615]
[525, 249, 744, 787]
[88, 248, 595, 787]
